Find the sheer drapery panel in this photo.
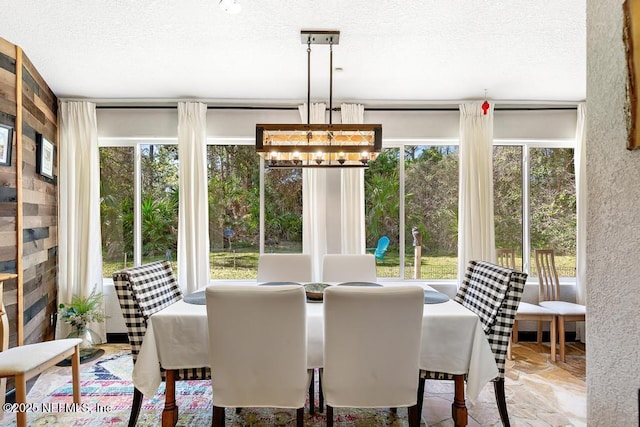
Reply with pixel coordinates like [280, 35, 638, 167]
[58, 101, 105, 340]
[457, 102, 496, 285]
[177, 102, 210, 293]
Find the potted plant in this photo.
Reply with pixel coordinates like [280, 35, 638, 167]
[58, 287, 107, 350]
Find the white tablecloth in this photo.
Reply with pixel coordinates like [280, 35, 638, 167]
[132, 283, 497, 404]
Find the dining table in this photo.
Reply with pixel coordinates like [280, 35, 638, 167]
[132, 281, 498, 427]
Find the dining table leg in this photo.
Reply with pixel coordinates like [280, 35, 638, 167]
[451, 374, 468, 427]
[161, 369, 179, 427]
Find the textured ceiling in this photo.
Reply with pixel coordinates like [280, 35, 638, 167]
[0, 0, 586, 104]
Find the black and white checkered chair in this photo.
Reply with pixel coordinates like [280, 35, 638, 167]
[113, 261, 210, 427]
[418, 260, 526, 427]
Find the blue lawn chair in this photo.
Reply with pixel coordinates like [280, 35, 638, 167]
[366, 236, 390, 263]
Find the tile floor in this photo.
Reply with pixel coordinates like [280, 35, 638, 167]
[421, 341, 586, 426]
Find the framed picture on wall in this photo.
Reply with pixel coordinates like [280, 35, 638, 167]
[0, 124, 13, 167]
[36, 133, 54, 179]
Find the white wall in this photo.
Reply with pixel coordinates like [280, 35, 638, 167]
[587, 0, 640, 424]
[97, 107, 576, 140]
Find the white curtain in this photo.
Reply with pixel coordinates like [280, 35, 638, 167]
[340, 103, 366, 254]
[574, 102, 586, 342]
[457, 102, 496, 285]
[58, 101, 104, 340]
[177, 102, 210, 294]
[300, 103, 327, 281]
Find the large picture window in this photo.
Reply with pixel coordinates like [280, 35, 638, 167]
[207, 145, 260, 279]
[493, 145, 524, 270]
[529, 147, 576, 277]
[100, 138, 576, 282]
[365, 148, 400, 278]
[100, 146, 134, 278]
[404, 145, 459, 279]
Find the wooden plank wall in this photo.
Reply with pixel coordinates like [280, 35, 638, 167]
[0, 36, 58, 348]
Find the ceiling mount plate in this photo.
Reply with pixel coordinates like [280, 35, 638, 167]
[301, 30, 340, 45]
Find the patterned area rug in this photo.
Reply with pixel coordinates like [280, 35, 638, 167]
[0, 344, 421, 426]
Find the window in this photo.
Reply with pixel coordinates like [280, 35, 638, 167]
[140, 144, 179, 268]
[100, 147, 134, 279]
[365, 148, 400, 278]
[404, 145, 459, 279]
[100, 143, 180, 278]
[263, 168, 303, 254]
[493, 145, 524, 270]
[363, 140, 576, 280]
[100, 140, 304, 280]
[529, 147, 576, 277]
[207, 145, 260, 279]
[100, 135, 576, 281]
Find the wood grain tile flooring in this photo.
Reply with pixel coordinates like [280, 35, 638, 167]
[421, 341, 586, 426]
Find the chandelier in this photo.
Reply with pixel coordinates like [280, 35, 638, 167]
[256, 30, 382, 168]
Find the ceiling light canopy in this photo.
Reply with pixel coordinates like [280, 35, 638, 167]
[256, 30, 382, 168]
[219, 0, 241, 14]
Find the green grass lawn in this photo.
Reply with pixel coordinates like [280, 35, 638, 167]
[103, 248, 576, 280]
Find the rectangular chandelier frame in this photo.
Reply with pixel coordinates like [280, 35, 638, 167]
[256, 123, 382, 168]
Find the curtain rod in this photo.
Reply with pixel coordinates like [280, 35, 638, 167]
[95, 105, 577, 111]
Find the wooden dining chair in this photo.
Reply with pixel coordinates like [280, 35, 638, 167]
[0, 273, 82, 427]
[535, 249, 585, 362]
[496, 248, 517, 270]
[323, 285, 424, 427]
[113, 261, 210, 427]
[418, 261, 526, 427]
[205, 284, 308, 427]
[495, 249, 558, 362]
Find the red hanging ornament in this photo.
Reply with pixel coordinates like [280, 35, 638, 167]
[482, 100, 490, 115]
[481, 89, 490, 115]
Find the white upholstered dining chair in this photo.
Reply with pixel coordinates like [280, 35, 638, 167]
[322, 285, 424, 427]
[321, 254, 377, 283]
[535, 249, 585, 362]
[256, 254, 312, 282]
[205, 284, 308, 427]
[0, 273, 82, 427]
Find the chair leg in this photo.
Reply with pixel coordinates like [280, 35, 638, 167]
[309, 369, 315, 414]
[212, 405, 225, 427]
[558, 316, 567, 362]
[512, 320, 519, 343]
[550, 317, 557, 362]
[0, 377, 6, 419]
[537, 320, 543, 344]
[318, 368, 324, 413]
[296, 407, 304, 427]
[326, 405, 334, 427]
[408, 403, 420, 427]
[451, 374, 467, 427]
[493, 379, 510, 427]
[129, 387, 144, 427]
[71, 345, 81, 403]
[162, 369, 179, 427]
[416, 374, 426, 420]
[15, 374, 27, 427]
